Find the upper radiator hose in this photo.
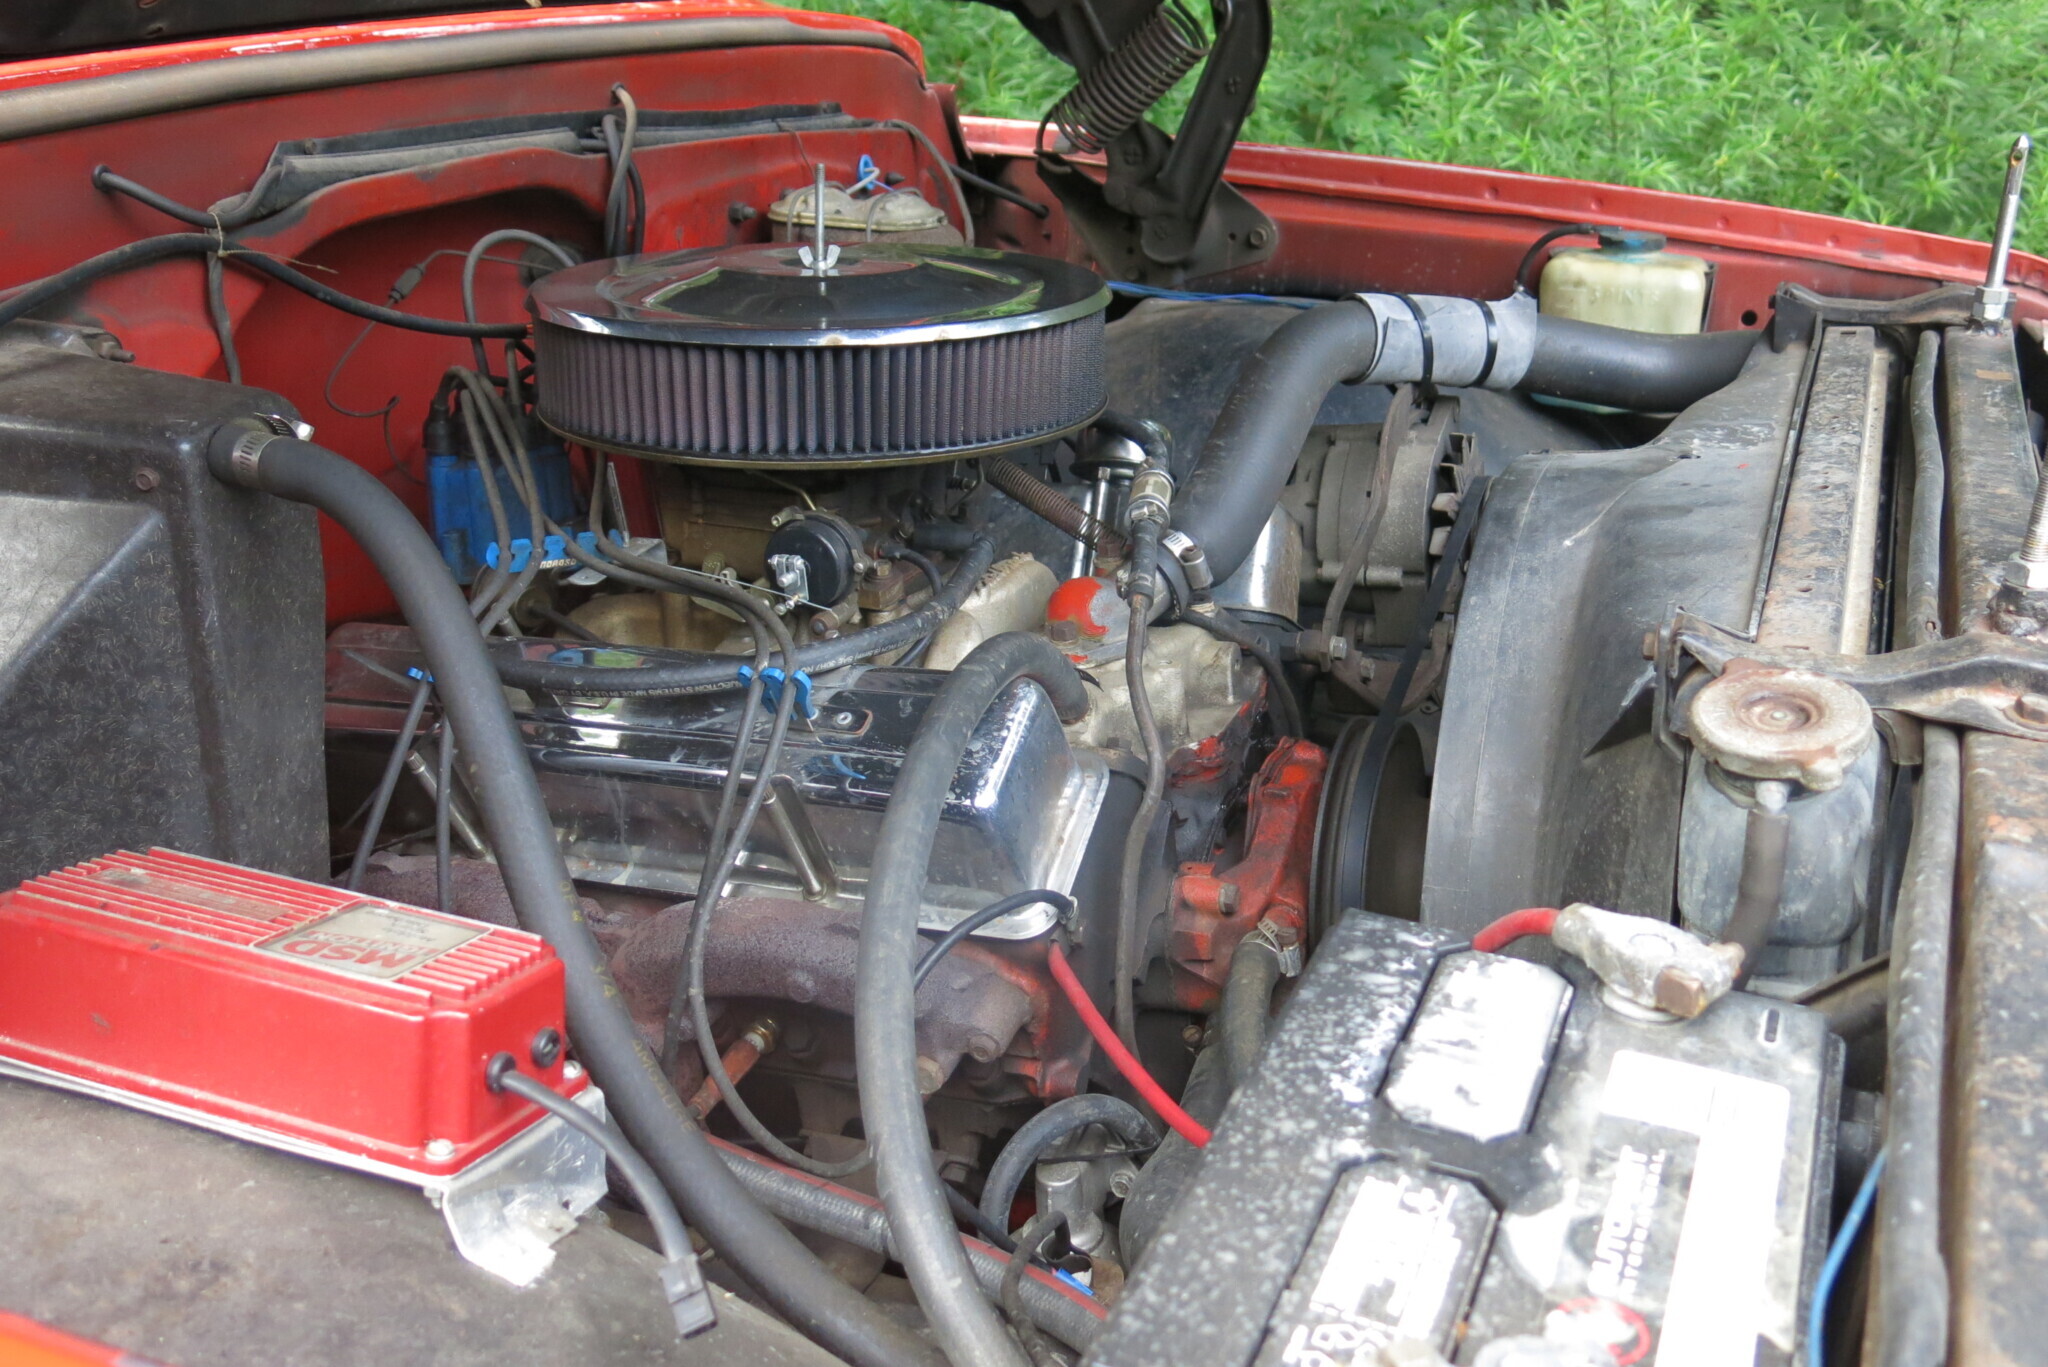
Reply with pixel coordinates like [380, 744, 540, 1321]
[1172, 294, 1761, 584]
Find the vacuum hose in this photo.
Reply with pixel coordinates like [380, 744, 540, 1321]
[204, 423, 942, 1367]
[856, 631, 1089, 1367]
[977, 1094, 1160, 1233]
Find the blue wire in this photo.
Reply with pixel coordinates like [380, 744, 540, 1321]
[1809, 1147, 1886, 1367]
[1107, 281, 1320, 309]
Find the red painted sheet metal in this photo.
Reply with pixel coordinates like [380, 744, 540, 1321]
[0, 2, 921, 94]
[963, 114, 2048, 318]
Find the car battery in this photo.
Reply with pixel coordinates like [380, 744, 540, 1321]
[0, 848, 608, 1286]
[1090, 911, 1840, 1367]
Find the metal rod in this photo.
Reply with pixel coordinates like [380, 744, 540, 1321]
[1975, 135, 2030, 323]
[1987, 135, 2030, 291]
[405, 746, 489, 857]
[813, 161, 828, 266]
[1872, 726, 1957, 1367]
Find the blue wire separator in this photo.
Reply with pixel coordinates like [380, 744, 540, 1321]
[738, 665, 816, 720]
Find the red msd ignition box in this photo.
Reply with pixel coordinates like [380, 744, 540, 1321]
[0, 850, 605, 1284]
[0, 848, 577, 1171]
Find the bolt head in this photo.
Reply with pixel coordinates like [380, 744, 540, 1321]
[426, 1138, 456, 1161]
[915, 1056, 946, 1095]
[832, 710, 857, 727]
[133, 467, 160, 492]
[2014, 693, 2048, 727]
[563, 1060, 584, 1080]
[1109, 1170, 1136, 1199]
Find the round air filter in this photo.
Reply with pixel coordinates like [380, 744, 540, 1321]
[528, 241, 1110, 467]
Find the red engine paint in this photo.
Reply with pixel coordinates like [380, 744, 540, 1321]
[0, 849, 580, 1176]
[1168, 738, 1327, 1012]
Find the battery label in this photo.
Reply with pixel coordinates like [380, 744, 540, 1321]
[1598, 1050, 1791, 1367]
[257, 903, 485, 980]
[1260, 1165, 1494, 1367]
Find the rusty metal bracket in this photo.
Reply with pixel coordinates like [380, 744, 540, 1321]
[1654, 609, 2048, 745]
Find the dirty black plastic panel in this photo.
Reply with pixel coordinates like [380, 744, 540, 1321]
[1421, 341, 1812, 936]
[1090, 910, 1839, 1367]
[0, 327, 325, 885]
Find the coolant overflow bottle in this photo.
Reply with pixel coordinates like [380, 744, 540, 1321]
[1539, 228, 1709, 333]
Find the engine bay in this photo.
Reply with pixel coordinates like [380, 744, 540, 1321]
[1, 5, 2044, 1365]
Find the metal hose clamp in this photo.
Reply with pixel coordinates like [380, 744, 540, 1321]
[227, 429, 280, 485]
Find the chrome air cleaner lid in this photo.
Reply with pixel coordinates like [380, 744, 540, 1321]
[529, 242, 1109, 466]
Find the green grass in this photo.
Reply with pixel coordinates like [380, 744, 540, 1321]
[791, 0, 2048, 251]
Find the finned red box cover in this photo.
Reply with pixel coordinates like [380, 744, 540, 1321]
[0, 849, 579, 1176]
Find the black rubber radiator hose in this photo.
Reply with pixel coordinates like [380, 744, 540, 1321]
[1169, 299, 1760, 586]
[1171, 302, 1382, 588]
[203, 423, 942, 1367]
[1518, 314, 1760, 413]
[856, 632, 1090, 1367]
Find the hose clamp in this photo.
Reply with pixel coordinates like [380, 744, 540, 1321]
[1246, 918, 1303, 976]
[227, 429, 280, 486]
[1161, 530, 1212, 592]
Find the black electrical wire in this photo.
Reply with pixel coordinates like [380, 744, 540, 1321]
[345, 681, 435, 890]
[0, 231, 528, 337]
[205, 424, 941, 1367]
[914, 889, 1074, 991]
[1186, 603, 1304, 737]
[1514, 222, 1607, 295]
[603, 85, 642, 257]
[204, 252, 243, 385]
[487, 1056, 717, 1337]
[948, 1183, 1023, 1256]
[882, 543, 947, 665]
[1114, 517, 1168, 1053]
[461, 230, 577, 372]
[1000, 1211, 1070, 1367]
[92, 165, 219, 228]
[344, 560, 532, 887]
[91, 164, 274, 232]
[534, 604, 607, 643]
